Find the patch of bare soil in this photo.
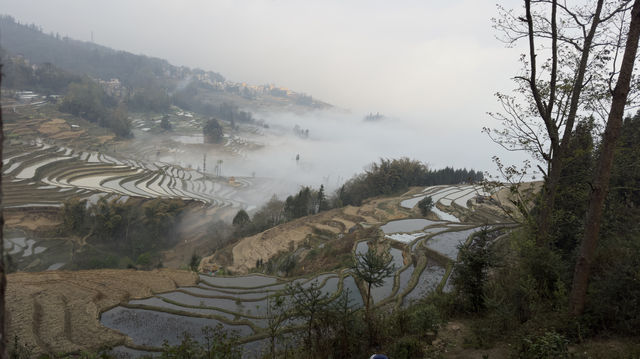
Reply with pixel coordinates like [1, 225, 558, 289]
[4, 209, 61, 232]
[37, 118, 70, 135]
[200, 195, 409, 274]
[6, 269, 198, 356]
[96, 135, 115, 144]
[51, 130, 84, 140]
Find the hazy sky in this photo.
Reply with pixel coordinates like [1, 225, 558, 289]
[0, 0, 531, 174]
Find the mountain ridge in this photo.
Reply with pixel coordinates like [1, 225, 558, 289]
[0, 14, 331, 112]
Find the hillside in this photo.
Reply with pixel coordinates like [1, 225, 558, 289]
[0, 15, 330, 113]
[6, 184, 520, 356]
[199, 184, 519, 275]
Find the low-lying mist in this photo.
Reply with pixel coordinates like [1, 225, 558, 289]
[144, 108, 524, 209]
[225, 109, 504, 192]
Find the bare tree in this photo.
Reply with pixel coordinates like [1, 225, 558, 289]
[486, 0, 634, 244]
[570, 0, 640, 316]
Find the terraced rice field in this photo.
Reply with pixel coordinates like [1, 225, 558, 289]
[2, 139, 258, 209]
[100, 184, 515, 357]
[3, 227, 74, 272]
[400, 184, 492, 217]
[101, 271, 359, 356]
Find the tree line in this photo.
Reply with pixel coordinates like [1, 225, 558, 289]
[230, 159, 481, 242]
[337, 158, 483, 206]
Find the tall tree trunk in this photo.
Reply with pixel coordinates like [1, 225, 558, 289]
[570, 0, 640, 316]
[366, 281, 373, 346]
[536, 154, 563, 244]
[0, 64, 8, 358]
[526, 0, 604, 247]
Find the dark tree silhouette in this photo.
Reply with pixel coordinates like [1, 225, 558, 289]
[203, 118, 224, 144]
[571, 0, 640, 316]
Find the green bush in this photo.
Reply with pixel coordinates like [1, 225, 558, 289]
[517, 330, 569, 359]
[583, 234, 640, 336]
[160, 325, 241, 359]
[189, 253, 201, 272]
[388, 336, 424, 359]
[410, 303, 441, 334]
[418, 196, 434, 216]
[452, 229, 496, 313]
[136, 252, 152, 267]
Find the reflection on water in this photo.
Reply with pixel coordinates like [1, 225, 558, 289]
[380, 219, 441, 234]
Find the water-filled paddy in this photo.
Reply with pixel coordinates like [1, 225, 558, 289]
[431, 207, 459, 222]
[403, 264, 446, 306]
[355, 241, 369, 256]
[128, 296, 237, 320]
[424, 227, 480, 259]
[380, 219, 441, 234]
[341, 276, 364, 308]
[400, 195, 426, 209]
[46, 262, 65, 271]
[389, 248, 404, 268]
[158, 291, 269, 317]
[15, 157, 72, 179]
[369, 274, 394, 304]
[100, 307, 253, 347]
[3, 161, 22, 174]
[386, 233, 423, 243]
[397, 266, 415, 295]
[183, 286, 270, 300]
[452, 188, 479, 207]
[199, 274, 280, 288]
[429, 187, 462, 203]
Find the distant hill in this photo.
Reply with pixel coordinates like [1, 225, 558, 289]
[0, 15, 330, 112]
[0, 15, 221, 90]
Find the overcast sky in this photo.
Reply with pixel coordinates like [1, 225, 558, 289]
[0, 0, 531, 175]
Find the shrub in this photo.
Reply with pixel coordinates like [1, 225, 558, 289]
[517, 330, 569, 359]
[418, 196, 434, 216]
[388, 336, 424, 359]
[189, 253, 201, 272]
[136, 252, 152, 268]
[452, 229, 496, 313]
[409, 303, 440, 334]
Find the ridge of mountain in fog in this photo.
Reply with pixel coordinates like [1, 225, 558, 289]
[0, 15, 331, 111]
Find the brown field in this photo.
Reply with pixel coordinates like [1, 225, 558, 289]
[6, 269, 198, 356]
[200, 194, 413, 274]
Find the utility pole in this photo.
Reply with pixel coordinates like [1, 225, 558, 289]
[202, 153, 206, 183]
[216, 159, 223, 177]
